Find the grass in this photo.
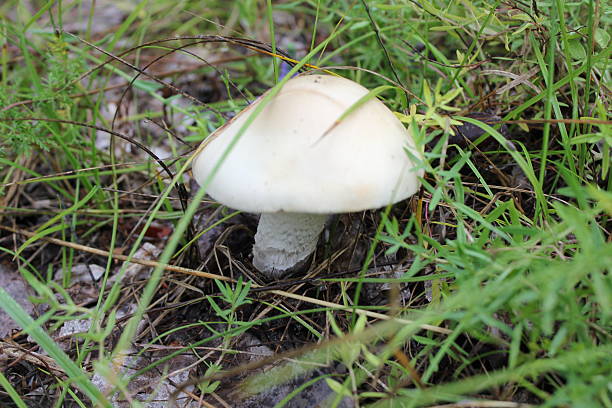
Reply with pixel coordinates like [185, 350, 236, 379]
[0, 0, 610, 407]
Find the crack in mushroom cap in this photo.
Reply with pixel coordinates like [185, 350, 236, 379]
[193, 74, 423, 213]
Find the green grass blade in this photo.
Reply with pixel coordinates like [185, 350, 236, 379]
[0, 369, 28, 408]
[0, 288, 111, 407]
[15, 185, 99, 256]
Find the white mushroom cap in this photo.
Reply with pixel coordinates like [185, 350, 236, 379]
[193, 74, 423, 214]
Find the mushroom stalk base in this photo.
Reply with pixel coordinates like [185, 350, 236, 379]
[253, 212, 327, 279]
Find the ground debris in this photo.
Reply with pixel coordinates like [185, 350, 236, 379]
[218, 333, 352, 408]
[91, 348, 198, 408]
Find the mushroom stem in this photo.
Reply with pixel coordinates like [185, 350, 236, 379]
[252, 212, 328, 278]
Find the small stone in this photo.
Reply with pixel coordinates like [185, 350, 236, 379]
[0, 264, 35, 339]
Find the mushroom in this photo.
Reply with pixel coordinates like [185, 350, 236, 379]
[192, 74, 423, 279]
